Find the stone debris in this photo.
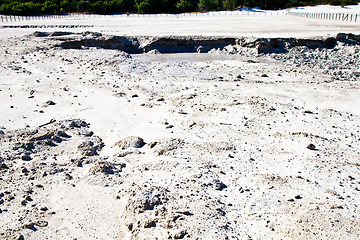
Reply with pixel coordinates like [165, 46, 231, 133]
[212, 179, 227, 191]
[42, 100, 56, 107]
[152, 138, 183, 156]
[147, 49, 161, 54]
[116, 149, 142, 157]
[117, 136, 145, 149]
[77, 136, 104, 156]
[173, 229, 188, 239]
[143, 219, 156, 228]
[31, 131, 54, 141]
[89, 161, 125, 175]
[0, 30, 359, 240]
[127, 187, 167, 213]
[68, 119, 89, 128]
[306, 143, 316, 150]
[21, 154, 32, 161]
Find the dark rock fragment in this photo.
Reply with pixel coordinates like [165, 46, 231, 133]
[213, 179, 227, 191]
[36, 220, 48, 227]
[69, 119, 89, 128]
[0, 163, 9, 170]
[57, 130, 70, 138]
[174, 229, 187, 239]
[21, 154, 32, 161]
[143, 219, 156, 228]
[306, 143, 316, 150]
[43, 100, 56, 107]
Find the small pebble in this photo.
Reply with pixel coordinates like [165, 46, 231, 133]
[306, 144, 316, 150]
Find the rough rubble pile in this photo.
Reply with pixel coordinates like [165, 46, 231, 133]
[31, 31, 360, 81]
[268, 45, 360, 81]
[217, 33, 360, 81]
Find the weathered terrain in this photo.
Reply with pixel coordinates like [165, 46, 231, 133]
[0, 28, 360, 240]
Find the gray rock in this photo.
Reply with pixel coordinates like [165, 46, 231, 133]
[35, 220, 48, 227]
[23, 222, 36, 230]
[126, 223, 133, 231]
[117, 136, 145, 149]
[31, 131, 54, 141]
[147, 49, 161, 54]
[56, 130, 70, 138]
[42, 100, 56, 107]
[117, 149, 142, 157]
[127, 187, 167, 213]
[353, 69, 360, 77]
[45, 139, 57, 146]
[306, 143, 316, 150]
[78, 137, 104, 156]
[90, 161, 115, 175]
[78, 141, 97, 156]
[174, 229, 187, 239]
[143, 219, 156, 228]
[69, 119, 89, 128]
[21, 154, 32, 161]
[79, 129, 94, 137]
[49, 31, 73, 37]
[0, 163, 9, 169]
[33, 31, 50, 37]
[213, 179, 227, 190]
[153, 138, 183, 156]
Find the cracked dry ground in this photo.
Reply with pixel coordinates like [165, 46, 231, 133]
[0, 34, 360, 240]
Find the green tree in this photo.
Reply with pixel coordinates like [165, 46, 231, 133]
[198, 0, 219, 11]
[222, 0, 240, 10]
[42, 0, 59, 13]
[176, 0, 192, 11]
[136, 0, 151, 13]
[0, 3, 13, 14]
[135, 0, 176, 13]
[77, 0, 91, 12]
[60, 0, 75, 12]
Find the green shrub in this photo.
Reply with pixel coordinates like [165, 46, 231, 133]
[176, 0, 192, 11]
[0, 3, 13, 14]
[198, 0, 219, 11]
[77, 0, 91, 12]
[42, 0, 59, 13]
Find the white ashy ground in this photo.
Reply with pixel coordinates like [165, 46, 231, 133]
[0, 8, 360, 240]
[1, 4, 360, 39]
[289, 3, 360, 13]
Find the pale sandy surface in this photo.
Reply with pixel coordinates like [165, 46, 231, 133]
[0, 10, 360, 240]
[290, 4, 360, 13]
[1, 9, 360, 39]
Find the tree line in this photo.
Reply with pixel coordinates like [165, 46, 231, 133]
[0, 0, 358, 15]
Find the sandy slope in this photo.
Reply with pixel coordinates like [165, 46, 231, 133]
[0, 13, 360, 240]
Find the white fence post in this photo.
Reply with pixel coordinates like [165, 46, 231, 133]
[290, 10, 359, 23]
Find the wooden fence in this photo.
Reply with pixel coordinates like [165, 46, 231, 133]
[0, 11, 286, 23]
[2, 11, 358, 23]
[289, 11, 359, 23]
[0, 14, 71, 22]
